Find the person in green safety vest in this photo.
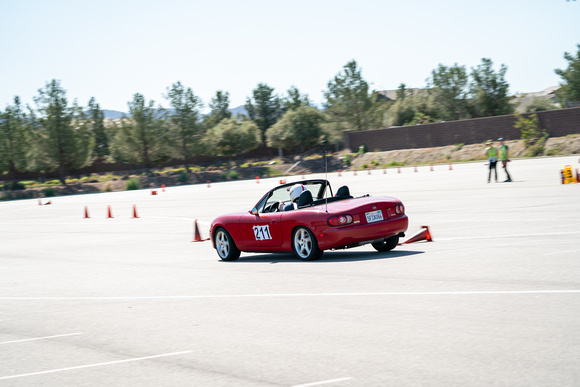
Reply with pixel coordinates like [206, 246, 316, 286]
[485, 140, 498, 183]
[498, 137, 512, 182]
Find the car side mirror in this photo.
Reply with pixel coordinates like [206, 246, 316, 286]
[250, 207, 259, 216]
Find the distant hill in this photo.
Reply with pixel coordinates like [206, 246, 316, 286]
[102, 106, 248, 119]
[102, 110, 128, 119]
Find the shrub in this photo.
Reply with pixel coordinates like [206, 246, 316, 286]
[102, 182, 113, 192]
[43, 187, 56, 197]
[8, 181, 26, 190]
[525, 144, 545, 157]
[361, 163, 368, 169]
[178, 171, 188, 183]
[227, 170, 239, 180]
[454, 143, 464, 151]
[343, 154, 351, 167]
[125, 178, 140, 190]
[546, 147, 561, 156]
[387, 161, 405, 167]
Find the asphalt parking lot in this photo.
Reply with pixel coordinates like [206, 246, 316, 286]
[1, 156, 579, 386]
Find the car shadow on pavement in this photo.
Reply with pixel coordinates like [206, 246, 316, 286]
[231, 249, 424, 263]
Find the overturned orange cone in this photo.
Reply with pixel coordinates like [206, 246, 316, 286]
[192, 219, 209, 242]
[399, 225, 433, 245]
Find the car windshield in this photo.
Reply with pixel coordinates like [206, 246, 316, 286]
[257, 181, 331, 213]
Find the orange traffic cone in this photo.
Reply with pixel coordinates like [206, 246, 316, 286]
[192, 219, 209, 242]
[399, 226, 433, 245]
[256, 176, 260, 184]
[132, 204, 139, 218]
[151, 189, 157, 195]
[44, 200, 51, 205]
[84, 206, 90, 219]
[107, 205, 113, 219]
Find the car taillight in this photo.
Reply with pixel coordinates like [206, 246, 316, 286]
[395, 203, 405, 214]
[327, 214, 354, 226]
[388, 203, 405, 217]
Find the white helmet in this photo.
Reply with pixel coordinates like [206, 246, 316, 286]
[289, 184, 306, 202]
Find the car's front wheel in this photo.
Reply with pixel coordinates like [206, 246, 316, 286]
[372, 236, 399, 252]
[292, 226, 323, 261]
[214, 227, 240, 261]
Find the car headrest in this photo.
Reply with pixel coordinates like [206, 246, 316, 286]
[336, 185, 351, 198]
[297, 190, 314, 207]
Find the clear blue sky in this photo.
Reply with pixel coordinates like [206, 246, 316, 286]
[1, 0, 579, 113]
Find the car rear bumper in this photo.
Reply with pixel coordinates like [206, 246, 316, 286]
[315, 216, 408, 250]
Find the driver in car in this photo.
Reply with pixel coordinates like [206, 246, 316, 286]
[280, 184, 306, 211]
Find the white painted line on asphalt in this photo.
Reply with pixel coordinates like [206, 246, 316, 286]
[0, 290, 579, 301]
[0, 350, 192, 380]
[0, 332, 83, 345]
[292, 377, 353, 387]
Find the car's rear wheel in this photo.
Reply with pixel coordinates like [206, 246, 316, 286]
[214, 227, 240, 261]
[372, 236, 399, 252]
[292, 226, 323, 261]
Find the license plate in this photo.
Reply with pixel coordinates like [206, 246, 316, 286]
[365, 210, 383, 223]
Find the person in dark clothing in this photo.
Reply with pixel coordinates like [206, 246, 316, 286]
[498, 137, 512, 182]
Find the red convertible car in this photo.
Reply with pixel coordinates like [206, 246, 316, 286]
[210, 179, 408, 261]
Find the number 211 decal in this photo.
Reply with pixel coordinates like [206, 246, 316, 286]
[253, 225, 272, 240]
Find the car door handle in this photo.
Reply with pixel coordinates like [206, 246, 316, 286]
[270, 220, 277, 224]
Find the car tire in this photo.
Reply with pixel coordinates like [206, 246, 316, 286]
[214, 227, 241, 261]
[372, 236, 399, 252]
[292, 226, 323, 261]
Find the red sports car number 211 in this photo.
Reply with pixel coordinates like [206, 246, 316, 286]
[210, 179, 408, 261]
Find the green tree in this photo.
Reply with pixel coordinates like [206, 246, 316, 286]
[0, 97, 28, 180]
[28, 80, 93, 184]
[324, 60, 386, 131]
[385, 92, 439, 127]
[110, 93, 170, 173]
[165, 81, 204, 172]
[87, 97, 108, 158]
[555, 44, 580, 106]
[266, 106, 325, 152]
[203, 118, 260, 160]
[245, 83, 282, 143]
[282, 86, 311, 111]
[428, 63, 471, 120]
[470, 58, 513, 117]
[514, 113, 547, 152]
[396, 83, 407, 101]
[204, 90, 232, 129]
